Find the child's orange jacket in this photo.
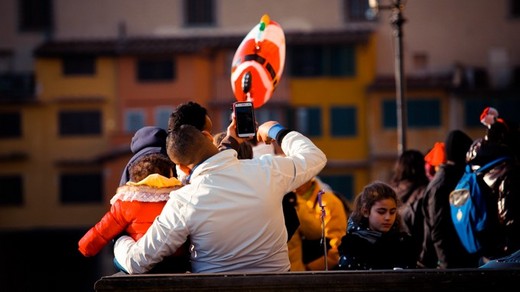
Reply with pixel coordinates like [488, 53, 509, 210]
[78, 174, 182, 257]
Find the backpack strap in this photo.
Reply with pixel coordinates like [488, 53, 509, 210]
[475, 157, 509, 174]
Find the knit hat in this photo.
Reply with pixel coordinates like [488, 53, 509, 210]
[480, 107, 499, 128]
[445, 130, 473, 164]
[424, 142, 446, 167]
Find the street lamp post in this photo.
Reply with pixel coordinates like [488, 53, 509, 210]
[368, 0, 407, 156]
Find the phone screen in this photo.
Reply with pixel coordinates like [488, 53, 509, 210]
[234, 102, 256, 138]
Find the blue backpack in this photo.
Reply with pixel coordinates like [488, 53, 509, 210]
[449, 157, 508, 254]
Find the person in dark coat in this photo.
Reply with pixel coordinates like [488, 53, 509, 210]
[419, 129, 480, 268]
[466, 118, 520, 262]
[390, 149, 430, 262]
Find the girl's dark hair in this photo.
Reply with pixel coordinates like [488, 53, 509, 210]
[350, 181, 402, 229]
[129, 152, 176, 182]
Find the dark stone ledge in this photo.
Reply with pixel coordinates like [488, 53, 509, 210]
[94, 268, 520, 292]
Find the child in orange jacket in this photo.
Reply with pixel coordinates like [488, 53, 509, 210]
[78, 152, 189, 272]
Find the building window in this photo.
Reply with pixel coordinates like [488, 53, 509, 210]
[382, 98, 441, 128]
[408, 99, 441, 127]
[464, 100, 488, 128]
[344, 0, 371, 22]
[59, 110, 102, 136]
[62, 56, 96, 76]
[289, 45, 355, 77]
[0, 72, 35, 100]
[125, 109, 145, 133]
[60, 173, 103, 203]
[330, 106, 357, 137]
[184, 0, 215, 26]
[255, 107, 283, 125]
[319, 174, 354, 201]
[0, 175, 23, 206]
[155, 106, 174, 129]
[137, 59, 175, 82]
[295, 107, 322, 137]
[0, 50, 14, 72]
[0, 112, 22, 138]
[18, 0, 53, 32]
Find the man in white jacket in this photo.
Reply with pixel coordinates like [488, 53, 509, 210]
[114, 117, 327, 273]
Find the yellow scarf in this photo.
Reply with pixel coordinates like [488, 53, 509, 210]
[127, 173, 182, 188]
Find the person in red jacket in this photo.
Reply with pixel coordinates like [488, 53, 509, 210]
[78, 152, 189, 272]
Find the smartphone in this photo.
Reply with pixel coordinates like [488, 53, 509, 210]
[233, 101, 256, 138]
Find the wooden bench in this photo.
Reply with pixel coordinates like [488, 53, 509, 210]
[94, 268, 520, 291]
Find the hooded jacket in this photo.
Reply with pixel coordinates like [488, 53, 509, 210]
[119, 126, 168, 186]
[79, 174, 182, 257]
[467, 138, 520, 257]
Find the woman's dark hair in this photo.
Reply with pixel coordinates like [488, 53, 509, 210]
[391, 149, 429, 187]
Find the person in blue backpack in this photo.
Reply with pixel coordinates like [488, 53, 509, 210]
[466, 112, 520, 264]
[419, 129, 480, 268]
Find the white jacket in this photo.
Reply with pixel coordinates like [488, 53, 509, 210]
[114, 130, 327, 273]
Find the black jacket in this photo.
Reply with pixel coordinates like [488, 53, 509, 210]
[420, 163, 480, 268]
[481, 159, 520, 257]
[467, 137, 520, 259]
[337, 220, 416, 270]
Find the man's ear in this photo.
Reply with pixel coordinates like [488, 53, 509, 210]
[201, 130, 214, 143]
[204, 115, 213, 133]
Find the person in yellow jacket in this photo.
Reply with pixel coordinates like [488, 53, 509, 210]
[288, 177, 348, 271]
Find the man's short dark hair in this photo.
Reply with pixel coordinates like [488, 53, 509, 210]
[167, 124, 211, 166]
[168, 101, 208, 133]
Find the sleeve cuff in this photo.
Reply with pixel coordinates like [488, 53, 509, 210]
[268, 124, 285, 140]
[113, 258, 129, 274]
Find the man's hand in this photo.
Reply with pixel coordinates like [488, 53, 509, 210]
[257, 121, 279, 144]
[226, 114, 250, 144]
